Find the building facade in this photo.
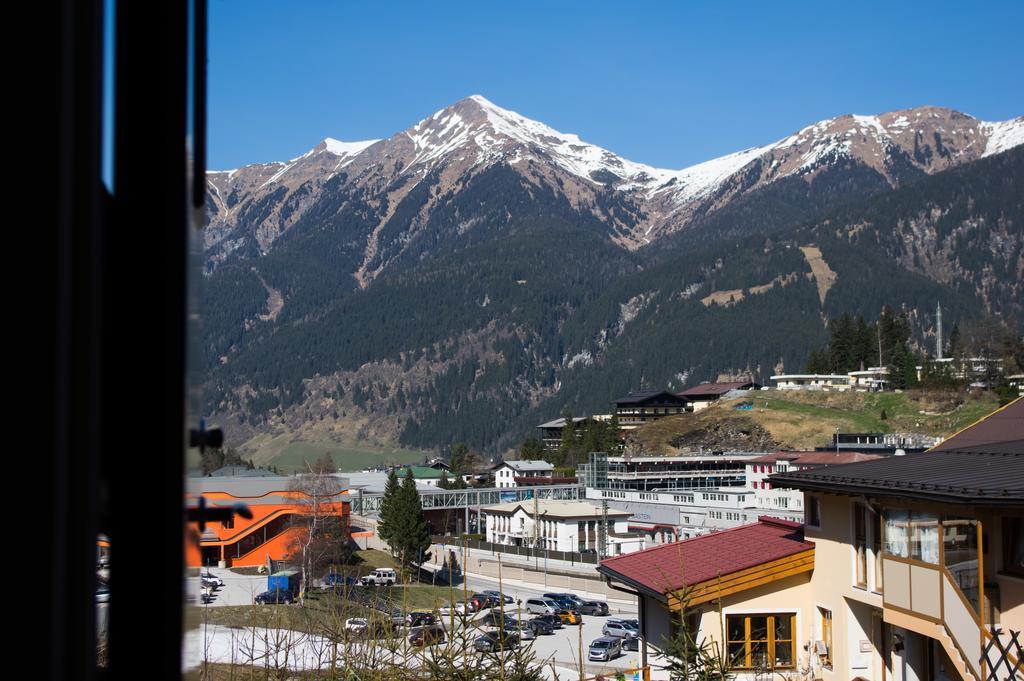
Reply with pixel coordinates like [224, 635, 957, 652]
[482, 499, 643, 556]
[186, 474, 351, 568]
[613, 391, 691, 429]
[597, 399, 1023, 681]
[678, 381, 762, 411]
[492, 459, 555, 488]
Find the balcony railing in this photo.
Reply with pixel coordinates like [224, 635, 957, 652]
[882, 555, 1020, 680]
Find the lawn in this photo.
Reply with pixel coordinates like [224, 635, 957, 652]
[240, 433, 429, 472]
[635, 388, 1000, 452]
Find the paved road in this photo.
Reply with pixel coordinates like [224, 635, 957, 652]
[197, 567, 268, 607]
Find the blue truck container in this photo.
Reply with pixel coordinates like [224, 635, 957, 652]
[267, 568, 301, 594]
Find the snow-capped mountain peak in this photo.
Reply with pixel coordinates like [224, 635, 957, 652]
[204, 97, 1024, 271]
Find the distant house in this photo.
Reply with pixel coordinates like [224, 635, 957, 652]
[425, 457, 451, 471]
[613, 391, 691, 429]
[393, 465, 449, 487]
[771, 373, 852, 391]
[536, 416, 593, 451]
[492, 459, 555, 489]
[678, 381, 762, 411]
[483, 499, 640, 555]
[846, 366, 890, 391]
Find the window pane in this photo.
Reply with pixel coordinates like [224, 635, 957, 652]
[749, 616, 768, 640]
[727, 641, 746, 666]
[884, 508, 910, 557]
[773, 614, 790, 640]
[728, 616, 745, 641]
[910, 512, 940, 564]
[775, 641, 793, 668]
[1005, 517, 1024, 577]
[944, 517, 979, 614]
[751, 642, 768, 668]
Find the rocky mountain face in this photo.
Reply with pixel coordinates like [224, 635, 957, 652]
[205, 96, 1022, 272]
[199, 97, 1023, 455]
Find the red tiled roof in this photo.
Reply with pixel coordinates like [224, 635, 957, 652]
[747, 451, 883, 465]
[678, 381, 758, 398]
[598, 517, 812, 598]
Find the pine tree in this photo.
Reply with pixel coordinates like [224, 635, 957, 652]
[449, 442, 468, 476]
[377, 469, 401, 549]
[518, 437, 545, 460]
[391, 469, 432, 569]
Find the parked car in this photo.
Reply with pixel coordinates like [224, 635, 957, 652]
[200, 571, 225, 588]
[470, 593, 497, 610]
[530, 614, 564, 630]
[482, 589, 514, 605]
[360, 568, 397, 586]
[254, 589, 294, 605]
[527, 617, 556, 635]
[602, 620, 638, 638]
[344, 617, 369, 634]
[589, 636, 623, 661]
[438, 601, 471, 616]
[543, 592, 583, 607]
[408, 625, 445, 647]
[473, 630, 520, 653]
[555, 609, 582, 625]
[524, 598, 560, 615]
[508, 619, 536, 640]
[324, 573, 357, 590]
[621, 636, 640, 651]
[610, 617, 640, 629]
[406, 611, 436, 627]
[578, 600, 609, 616]
[479, 611, 518, 633]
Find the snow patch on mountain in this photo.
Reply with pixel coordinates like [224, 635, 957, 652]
[981, 117, 1024, 157]
[324, 138, 380, 157]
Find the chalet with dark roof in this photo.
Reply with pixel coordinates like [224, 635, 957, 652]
[678, 380, 762, 411]
[613, 391, 690, 428]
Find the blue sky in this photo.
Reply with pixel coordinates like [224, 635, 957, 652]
[208, 0, 1023, 171]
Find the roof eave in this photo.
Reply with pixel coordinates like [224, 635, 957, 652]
[771, 475, 1024, 507]
[595, 565, 668, 603]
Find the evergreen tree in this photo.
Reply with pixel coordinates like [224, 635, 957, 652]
[377, 469, 401, 549]
[805, 347, 830, 374]
[390, 469, 432, 570]
[603, 414, 622, 453]
[449, 442, 469, 474]
[437, 470, 451, 489]
[518, 437, 545, 461]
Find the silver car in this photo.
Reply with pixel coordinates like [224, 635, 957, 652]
[602, 620, 639, 638]
[589, 636, 622, 661]
[525, 598, 560, 615]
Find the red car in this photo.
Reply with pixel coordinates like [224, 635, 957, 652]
[408, 625, 445, 647]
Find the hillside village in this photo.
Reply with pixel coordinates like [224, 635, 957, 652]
[181, 385, 1023, 681]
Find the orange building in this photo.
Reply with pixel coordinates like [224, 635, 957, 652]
[186, 471, 351, 568]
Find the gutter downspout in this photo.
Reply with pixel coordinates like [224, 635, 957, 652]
[603, 574, 650, 676]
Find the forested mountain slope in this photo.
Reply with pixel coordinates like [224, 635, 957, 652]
[201, 104, 1023, 455]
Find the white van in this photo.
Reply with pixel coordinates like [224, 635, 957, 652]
[360, 568, 397, 586]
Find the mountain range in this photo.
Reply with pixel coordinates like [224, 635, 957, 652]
[200, 96, 1023, 457]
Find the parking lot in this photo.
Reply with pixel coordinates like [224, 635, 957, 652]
[195, 566, 644, 677]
